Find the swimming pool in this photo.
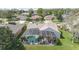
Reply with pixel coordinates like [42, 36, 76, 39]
[26, 35, 39, 44]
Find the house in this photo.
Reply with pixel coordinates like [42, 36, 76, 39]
[44, 15, 55, 20]
[0, 23, 25, 36]
[30, 15, 42, 20]
[22, 21, 60, 45]
[32, 10, 38, 15]
[16, 15, 27, 21]
[16, 13, 28, 21]
[6, 23, 25, 36]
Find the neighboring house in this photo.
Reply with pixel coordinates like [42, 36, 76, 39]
[16, 15, 27, 21]
[34, 10, 37, 14]
[32, 10, 38, 15]
[0, 23, 25, 36]
[44, 15, 55, 20]
[16, 13, 28, 21]
[30, 15, 42, 20]
[6, 23, 25, 36]
[22, 21, 60, 45]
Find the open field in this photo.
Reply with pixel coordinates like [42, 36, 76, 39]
[24, 30, 79, 50]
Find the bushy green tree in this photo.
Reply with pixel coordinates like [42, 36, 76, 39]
[53, 9, 65, 22]
[0, 27, 25, 50]
[37, 8, 43, 16]
[26, 17, 32, 21]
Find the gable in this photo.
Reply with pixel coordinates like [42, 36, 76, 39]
[43, 27, 54, 32]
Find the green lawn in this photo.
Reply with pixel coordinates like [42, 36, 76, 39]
[24, 28, 79, 50]
[52, 18, 62, 24]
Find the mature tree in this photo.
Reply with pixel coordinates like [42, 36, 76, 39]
[0, 9, 14, 18]
[42, 9, 48, 16]
[28, 8, 34, 17]
[42, 9, 52, 16]
[37, 8, 43, 16]
[0, 9, 21, 20]
[0, 27, 25, 50]
[26, 17, 32, 21]
[48, 10, 52, 15]
[52, 9, 65, 22]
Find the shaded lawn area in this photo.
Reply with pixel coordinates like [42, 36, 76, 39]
[24, 29, 79, 50]
[52, 18, 62, 24]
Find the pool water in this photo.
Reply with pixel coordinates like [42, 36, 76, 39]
[27, 36, 38, 44]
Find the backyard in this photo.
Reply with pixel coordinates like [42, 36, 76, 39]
[24, 30, 79, 50]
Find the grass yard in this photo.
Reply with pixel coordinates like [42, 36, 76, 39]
[24, 29, 79, 50]
[52, 17, 62, 24]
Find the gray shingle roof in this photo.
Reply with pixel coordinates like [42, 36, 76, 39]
[6, 24, 24, 34]
[0, 23, 24, 34]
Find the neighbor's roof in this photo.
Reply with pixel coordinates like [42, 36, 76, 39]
[16, 15, 27, 20]
[31, 15, 42, 20]
[6, 24, 24, 34]
[0, 23, 24, 34]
